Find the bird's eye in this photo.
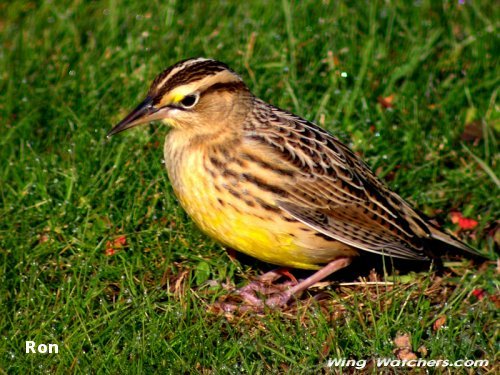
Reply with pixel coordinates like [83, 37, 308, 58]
[179, 94, 199, 108]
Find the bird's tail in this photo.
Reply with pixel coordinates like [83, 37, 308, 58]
[427, 225, 489, 262]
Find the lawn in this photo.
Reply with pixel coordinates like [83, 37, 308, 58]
[1, 0, 498, 373]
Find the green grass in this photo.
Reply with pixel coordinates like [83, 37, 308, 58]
[1, 0, 498, 373]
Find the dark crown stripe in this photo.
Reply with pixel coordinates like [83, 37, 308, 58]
[149, 59, 238, 100]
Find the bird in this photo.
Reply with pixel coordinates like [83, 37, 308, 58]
[108, 57, 485, 308]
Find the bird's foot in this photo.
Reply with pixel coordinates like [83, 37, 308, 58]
[216, 268, 297, 312]
[215, 258, 352, 313]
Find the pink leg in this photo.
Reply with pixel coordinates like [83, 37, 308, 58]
[264, 257, 352, 307]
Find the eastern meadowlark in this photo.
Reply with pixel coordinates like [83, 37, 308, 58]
[108, 58, 484, 307]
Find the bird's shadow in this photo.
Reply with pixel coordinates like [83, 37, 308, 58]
[230, 250, 437, 285]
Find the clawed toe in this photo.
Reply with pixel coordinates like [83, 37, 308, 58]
[215, 279, 299, 312]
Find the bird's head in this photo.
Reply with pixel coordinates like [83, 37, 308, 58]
[108, 58, 252, 137]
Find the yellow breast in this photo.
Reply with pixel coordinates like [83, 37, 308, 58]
[163, 133, 354, 269]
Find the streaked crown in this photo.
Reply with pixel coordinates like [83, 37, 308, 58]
[148, 58, 248, 107]
[108, 58, 251, 136]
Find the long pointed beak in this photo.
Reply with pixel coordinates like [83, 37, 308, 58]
[107, 96, 159, 137]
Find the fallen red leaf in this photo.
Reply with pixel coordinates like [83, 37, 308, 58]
[449, 211, 478, 230]
[115, 235, 127, 246]
[378, 94, 395, 109]
[433, 315, 447, 331]
[105, 244, 117, 256]
[458, 217, 479, 230]
[105, 235, 128, 256]
[472, 289, 486, 300]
